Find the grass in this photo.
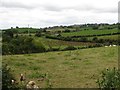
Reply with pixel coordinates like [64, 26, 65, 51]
[2, 46, 118, 88]
[95, 35, 118, 40]
[62, 29, 118, 37]
[34, 37, 95, 50]
[86, 35, 118, 41]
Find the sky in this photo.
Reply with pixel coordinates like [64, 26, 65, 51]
[0, 0, 119, 29]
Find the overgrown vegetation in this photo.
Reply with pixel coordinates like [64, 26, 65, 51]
[2, 64, 20, 89]
[97, 68, 120, 89]
[2, 64, 52, 89]
[2, 30, 46, 55]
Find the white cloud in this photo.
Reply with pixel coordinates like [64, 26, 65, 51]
[0, 0, 119, 29]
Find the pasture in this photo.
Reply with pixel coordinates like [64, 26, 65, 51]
[2, 46, 118, 88]
[34, 37, 95, 50]
[84, 35, 118, 41]
[62, 29, 118, 36]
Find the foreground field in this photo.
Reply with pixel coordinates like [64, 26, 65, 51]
[3, 46, 118, 88]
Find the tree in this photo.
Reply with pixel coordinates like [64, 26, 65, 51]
[3, 29, 18, 39]
[4, 30, 14, 38]
[16, 26, 19, 29]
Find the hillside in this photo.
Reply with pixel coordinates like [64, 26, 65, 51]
[3, 46, 118, 88]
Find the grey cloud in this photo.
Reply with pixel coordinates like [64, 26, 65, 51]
[93, 8, 117, 13]
[41, 4, 63, 11]
[42, 4, 117, 14]
[0, 1, 35, 9]
[72, 5, 117, 13]
[41, 4, 94, 12]
[1, 1, 116, 14]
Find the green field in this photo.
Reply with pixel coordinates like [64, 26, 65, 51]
[85, 35, 118, 41]
[3, 46, 118, 88]
[62, 29, 118, 36]
[34, 37, 95, 50]
[93, 35, 118, 40]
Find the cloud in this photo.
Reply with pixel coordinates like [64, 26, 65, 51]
[41, 4, 63, 11]
[0, 1, 35, 9]
[0, 0, 119, 29]
[92, 7, 117, 13]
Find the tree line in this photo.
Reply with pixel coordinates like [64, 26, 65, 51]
[2, 29, 46, 55]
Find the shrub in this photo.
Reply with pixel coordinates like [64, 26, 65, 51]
[2, 64, 19, 89]
[80, 37, 88, 42]
[92, 37, 98, 42]
[35, 31, 42, 37]
[96, 68, 120, 89]
[94, 44, 102, 47]
[63, 46, 77, 51]
[64, 29, 70, 33]
[2, 36, 46, 55]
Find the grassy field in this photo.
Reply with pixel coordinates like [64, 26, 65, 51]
[3, 46, 118, 88]
[62, 29, 118, 36]
[34, 37, 95, 50]
[85, 35, 118, 41]
[93, 35, 118, 40]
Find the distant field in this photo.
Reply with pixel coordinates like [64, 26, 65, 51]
[34, 37, 95, 49]
[3, 28, 40, 33]
[94, 35, 118, 40]
[62, 29, 118, 36]
[17, 28, 40, 33]
[3, 46, 118, 88]
[86, 35, 118, 40]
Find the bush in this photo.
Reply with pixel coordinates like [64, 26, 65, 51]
[63, 46, 77, 51]
[64, 29, 70, 33]
[35, 31, 42, 37]
[92, 37, 98, 42]
[97, 68, 120, 89]
[94, 44, 102, 47]
[2, 64, 19, 89]
[2, 36, 46, 55]
[80, 37, 88, 42]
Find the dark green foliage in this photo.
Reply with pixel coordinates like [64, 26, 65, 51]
[118, 23, 120, 30]
[97, 68, 120, 89]
[80, 37, 88, 42]
[35, 31, 42, 37]
[92, 26, 99, 30]
[47, 47, 60, 52]
[2, 36, 46, 55]
[2, 64, 19, 89]
[92, 37, 98, 42]
[64, 29, 71, 33]
[2, 29, 18, 42]
[63, 46, 77, 51]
